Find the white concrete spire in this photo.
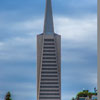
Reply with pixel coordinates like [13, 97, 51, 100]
[43, 0, 54, 34]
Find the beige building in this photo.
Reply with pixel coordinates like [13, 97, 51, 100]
[37, 0, 61, 100]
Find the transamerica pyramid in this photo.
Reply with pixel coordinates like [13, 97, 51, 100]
[37, 0, 61, 100]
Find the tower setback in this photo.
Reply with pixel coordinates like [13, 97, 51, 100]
[37, 0, 61, 100]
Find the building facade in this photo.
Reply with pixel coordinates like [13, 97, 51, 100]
[79, 97, 90, 100]
[92, 95, 97, 100]
[37, 0, 61, 100]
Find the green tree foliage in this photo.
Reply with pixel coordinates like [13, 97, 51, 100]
[5, 92, 12, 100]
[77, 91, 88, 98]
[76, 90, 97, 99]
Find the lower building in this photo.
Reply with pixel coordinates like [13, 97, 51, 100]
[79, 97, 90, 100]
[92, 95, 97, 100]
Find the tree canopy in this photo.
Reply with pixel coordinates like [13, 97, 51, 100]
[76, 91, 97, 99]
[5, 92, 12, 100]
[71, 97, 75, 100]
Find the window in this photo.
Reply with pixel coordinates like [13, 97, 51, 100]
[43, 50, 56, 52]
[42, 68, 57, 70]
[42, 64, 57, 66]
[44, 43, 55, 45]
[41, 82, 58, 84]
[40, 86, 59, 88]
[41, 72, 57, 74]
[44, 47, 55, 49]
[44, 39, 54, 41]
[41, 75, 58, 77]
[43, 54, 56, 56]
[40, 89, 59, 92]
[40, 93, 59, 95]
[39, 97, 60, 99]
[43, 61, 56, 63]
[41, 79, 58, 81]
[43, 57, 56, 59]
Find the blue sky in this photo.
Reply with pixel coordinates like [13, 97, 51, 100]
[0, 0, 97, 100]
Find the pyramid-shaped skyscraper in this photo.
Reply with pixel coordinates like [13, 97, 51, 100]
[37, 0, 61, 100]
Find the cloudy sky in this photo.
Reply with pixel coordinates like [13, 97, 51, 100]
[0, 0, 97, 100]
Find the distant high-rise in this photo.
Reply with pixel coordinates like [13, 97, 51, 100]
[37, 0, 61, 100]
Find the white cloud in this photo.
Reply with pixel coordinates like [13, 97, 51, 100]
[62, 92, 76, 100]
[0, 36, 36, 61]
[86, 72, 97, 86]
[54, 16, 97, 50]
[0, 14, 97, 43]
[0, 42, 4, 46]
[0, 15, 97, 100]
[0, 15, 97, 62]
[0, 82, 36, 100]
[11, 18, 44, 32]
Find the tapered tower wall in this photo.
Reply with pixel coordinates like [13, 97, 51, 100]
[37, 34, 61, 100]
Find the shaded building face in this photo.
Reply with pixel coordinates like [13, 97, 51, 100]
[37, 0, 61, 100]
